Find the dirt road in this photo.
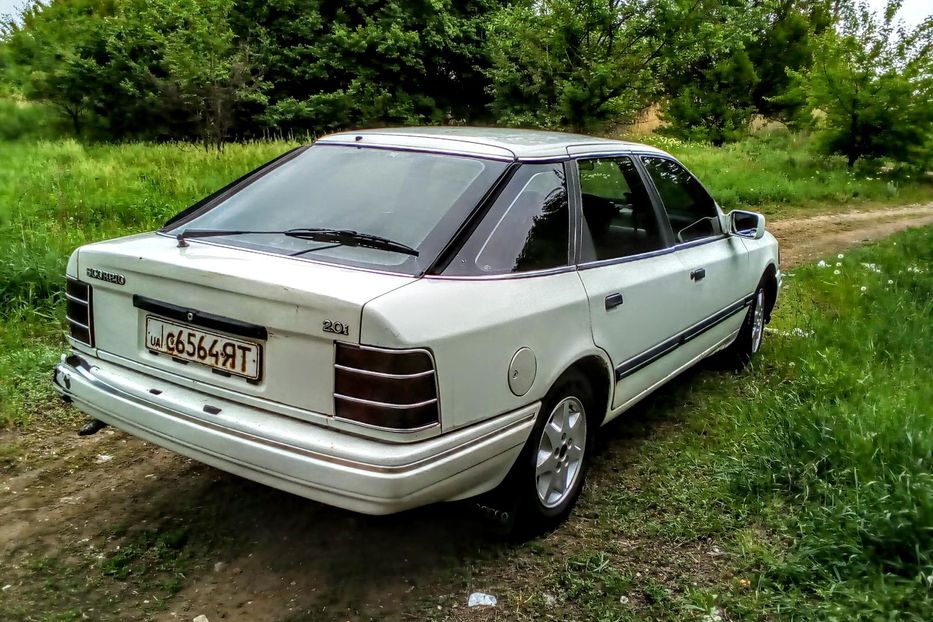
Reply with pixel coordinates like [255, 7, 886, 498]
[1, 203, 931, 621]
[767, 203, 933, 267]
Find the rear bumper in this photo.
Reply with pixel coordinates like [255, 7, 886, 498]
[53, 352, 536, 515]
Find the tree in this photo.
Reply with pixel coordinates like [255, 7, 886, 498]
[231, 0, 502, 135]
[747, 0, 834, 123]
[484, 0, 761, 132]
[662, 0, 837, 144]
[788, 0, 932, 167]
[2, 0, 501, 141]
[111, 0, 264, 147]
[0, 0, 116, 136]
[662, 47, 760, 145]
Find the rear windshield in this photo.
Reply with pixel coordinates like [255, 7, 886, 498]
[166, 145, 509, 275]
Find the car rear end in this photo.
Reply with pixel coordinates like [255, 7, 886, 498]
[53, 139, 535, 513]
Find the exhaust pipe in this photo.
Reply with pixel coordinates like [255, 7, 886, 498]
[78, 418, 108, 436]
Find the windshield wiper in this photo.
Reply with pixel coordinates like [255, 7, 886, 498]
[174, 227, 419, 257]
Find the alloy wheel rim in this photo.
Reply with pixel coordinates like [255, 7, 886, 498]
[535, 396, 587, 509]
[751, 289, 765, 353]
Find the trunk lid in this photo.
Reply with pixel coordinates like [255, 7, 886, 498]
[74, 233, 416, 417]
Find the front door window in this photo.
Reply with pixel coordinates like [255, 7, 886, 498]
[641, 157, 722, 243]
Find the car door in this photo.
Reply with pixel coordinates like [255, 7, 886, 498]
[572, 155, 689, 414]
[639, 155, 751, 358]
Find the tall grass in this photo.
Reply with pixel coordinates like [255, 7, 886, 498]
[725, 228, 933, 618]
[0, 134, 929, 428]
[632, 132, 932, 215]
[0, 140, 292, 426]
[0, 139, 294, 315]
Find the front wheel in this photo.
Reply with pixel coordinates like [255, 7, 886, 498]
[480, 370, 595, 537]
[718, 282, 767, 369]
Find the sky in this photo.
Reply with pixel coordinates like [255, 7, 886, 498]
[867, 0, 931, 28]
[0, 0, 930, 29]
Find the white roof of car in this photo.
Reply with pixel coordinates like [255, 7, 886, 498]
[317, 127, 667, 160]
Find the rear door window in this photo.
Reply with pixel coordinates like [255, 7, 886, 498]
[445, 163, 570, 276]
[577, 156, 666, 262]
[641, 156, 722, 243]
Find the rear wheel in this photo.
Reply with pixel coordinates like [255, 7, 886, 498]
[479, 370, 596, 537]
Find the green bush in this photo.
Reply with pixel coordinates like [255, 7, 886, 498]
[0, 98, 63, 141]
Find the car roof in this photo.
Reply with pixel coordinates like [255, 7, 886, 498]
[316, 126, 668, 160]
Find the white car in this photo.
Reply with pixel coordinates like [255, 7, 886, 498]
[53, 128, 780, 532]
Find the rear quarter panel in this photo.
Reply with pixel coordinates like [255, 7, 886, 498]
[360, 272, 607, 432]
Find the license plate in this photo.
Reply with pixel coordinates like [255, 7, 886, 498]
[145, 316, 262, 380]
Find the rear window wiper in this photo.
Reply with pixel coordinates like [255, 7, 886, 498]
[173, 227, 419, 257]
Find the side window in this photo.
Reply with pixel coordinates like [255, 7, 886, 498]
[445, 164, 569, 276]
[578, 157, 665, 262]
[641, 156, 722, 243]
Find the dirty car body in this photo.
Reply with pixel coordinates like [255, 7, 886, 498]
[53, 128, 780, 525]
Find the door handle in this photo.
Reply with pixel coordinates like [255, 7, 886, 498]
[690, 268, 706, 282]
[605, 292, 624, 310]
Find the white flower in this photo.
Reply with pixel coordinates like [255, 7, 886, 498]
[817, 260, 827, 268]
[860, 286, 867, 292]
[837, 253, 845, 259]
[861, 262, 882, 273]
[834, 269, 841, 275]
[836, 262, 842, 267]
[887, 279, 894, 285]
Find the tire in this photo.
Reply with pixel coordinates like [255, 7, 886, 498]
[478, 369, 596, 538]
[718, 279, 767, 369]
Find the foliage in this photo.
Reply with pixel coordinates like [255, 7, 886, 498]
[106, 0, 261, 147]
[747, 0, 834, 123]
[785, 0, 933, 167]
[484, 0, 757, 132]
[0, 0, 116, 136]
[233, 0, 500, 134]
[662, 0, 833, 143]
[0, 0, 503, 140]
[662, 47, 760, 146]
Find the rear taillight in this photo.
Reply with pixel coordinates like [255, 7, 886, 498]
[65, 277, 94, 347]
[334, 343, 439, 430]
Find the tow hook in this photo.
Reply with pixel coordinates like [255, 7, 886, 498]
[78, 418, 108, 436]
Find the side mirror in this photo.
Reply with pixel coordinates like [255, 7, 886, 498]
[729, 210, 766, 240]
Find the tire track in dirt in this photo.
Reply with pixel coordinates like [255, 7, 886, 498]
[768, 203, 933, 267]
[1, 202, 931, 621]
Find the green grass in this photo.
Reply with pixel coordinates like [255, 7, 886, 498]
[0, 132, 929, 618]
[627, 131, 933, 217]
[0, 139, 294, 427]
[442, 227, 931, 621]
[721, 228, 933, 618]
[0, 132, 929, 426]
